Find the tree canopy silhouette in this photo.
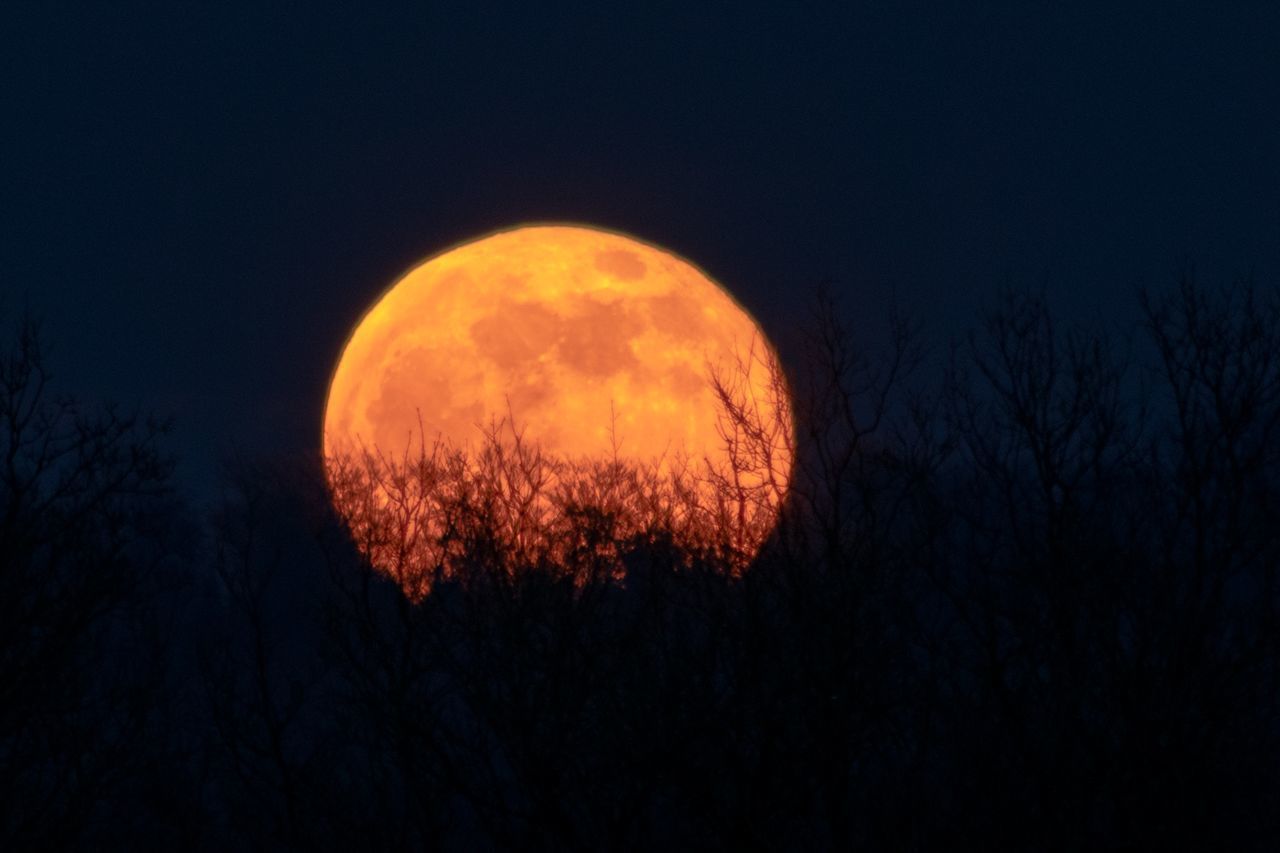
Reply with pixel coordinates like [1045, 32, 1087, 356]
[3, 279, 1280, 850]
[0, 315, 184, 850]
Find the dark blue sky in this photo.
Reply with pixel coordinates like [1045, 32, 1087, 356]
[4, 2, 1278, 496]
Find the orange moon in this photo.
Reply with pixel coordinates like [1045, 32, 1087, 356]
[323, 224, 792, 569]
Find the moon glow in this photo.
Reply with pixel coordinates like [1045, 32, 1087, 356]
[323, 224, 792, 582]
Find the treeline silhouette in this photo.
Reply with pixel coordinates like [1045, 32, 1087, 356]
[2, 280, 1278, 851]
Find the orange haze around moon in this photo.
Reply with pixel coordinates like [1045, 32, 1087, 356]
[323, 224, 792, 564]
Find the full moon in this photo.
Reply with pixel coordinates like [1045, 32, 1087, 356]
[323, 224, 792, 583]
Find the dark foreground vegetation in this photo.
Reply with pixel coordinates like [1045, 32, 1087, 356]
[3, 280, 1279, 851]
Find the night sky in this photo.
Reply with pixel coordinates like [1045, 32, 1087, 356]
[5, 2, 1278, 496]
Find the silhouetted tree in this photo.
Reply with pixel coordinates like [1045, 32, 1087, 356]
[296, 279, 1280, 850]
[0, 315, 186, 850]
[908, 281, 1280, 850]
[10, 277, 1279, 851]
